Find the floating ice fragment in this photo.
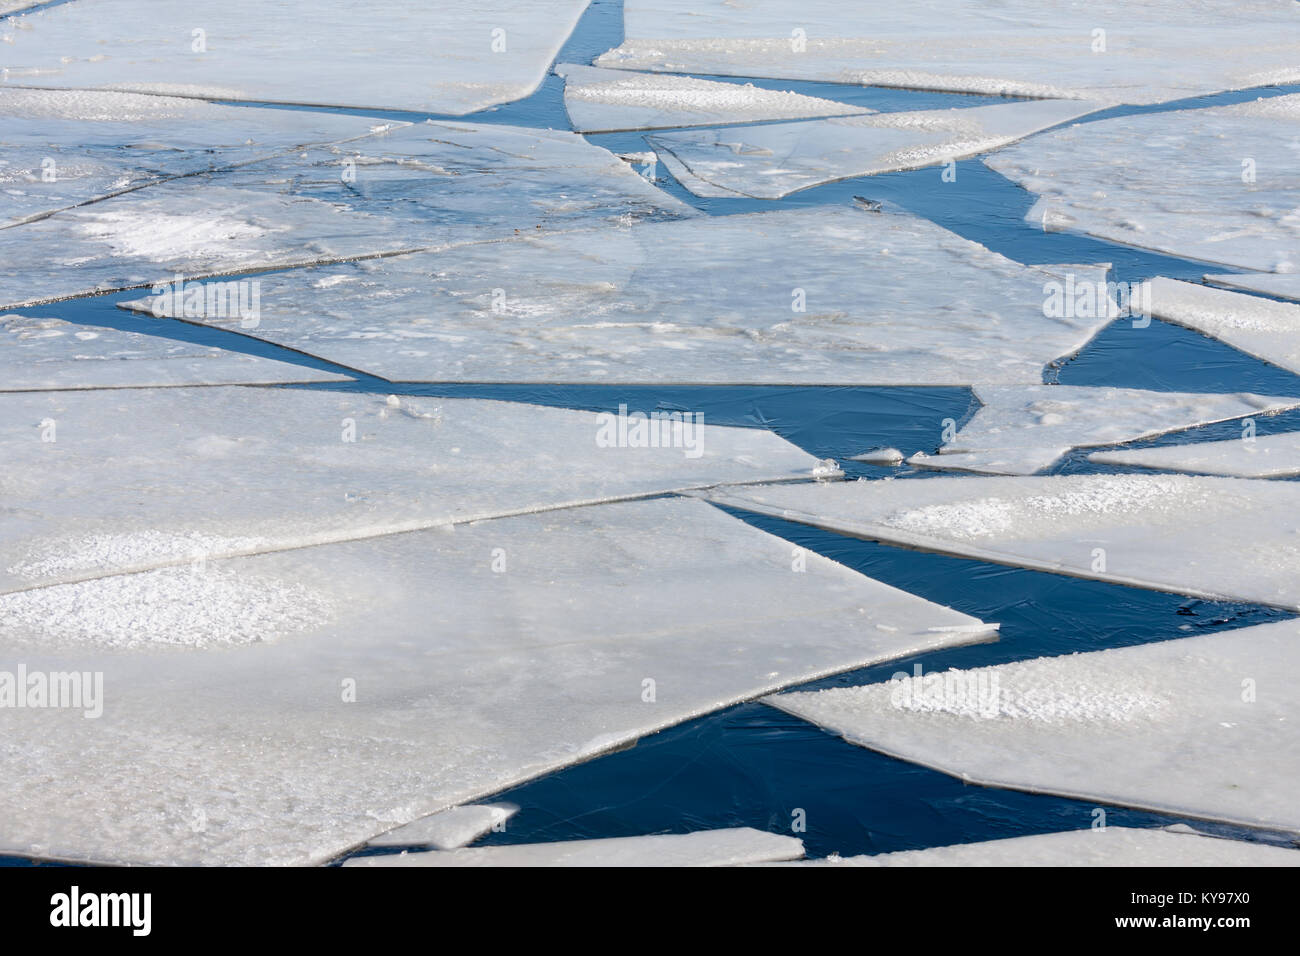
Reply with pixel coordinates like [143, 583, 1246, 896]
[769, 620, 1300, 832]
[118, 207, 1113, 386]
[1205, 273, 1300, 304]
[778, 827, 1299, 867]
[346, 828, 804, 867]
[1145, 279, 1300, 379]
[651, 100, 1102, 199]
[1089, 430, 1300, 479]
[987, 95, 1300, 272]
[556, 63, 868, 133]
[849, 448, 905, 465]
[706, 474, 1300, 610]
[365, 804, 518, 850]
[908, 384, 1300, 476]
[0, 497, 994, 865]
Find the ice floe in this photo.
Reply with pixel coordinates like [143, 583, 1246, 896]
[365, 804, 518, 850]
[0, 313, 348, 390]
[119, 207, 1113, 385]
[0, 386, 820, 592]
[0, 0, 589, 114]
[768, 620, 1300, 833]
[908, 384, 1300, 476]
[1206, 273, 1300, 304]
[651, 100, 1102, 200]
[0, 120, 694, 309]
[1146, 279, 1300, 379]
[0, 497, 994, 865]
[345, 828, 804, 866]
[987, 95, 1300, 273]
[780, 827, 1299, 866]
[596, 0, 1300, 106]
[0, 88, 396, 227]
[706, 473, 1300, 610]
[555, 63, 868, 133]
[1089, 430, 1300, 478]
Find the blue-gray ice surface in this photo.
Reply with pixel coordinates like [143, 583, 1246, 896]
[1089, 430, 1300, 479]
[1146, 279, 1300, 379]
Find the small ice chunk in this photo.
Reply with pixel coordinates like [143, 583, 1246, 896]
[706, 473, 1300, 610]
[365, 804, 518, 850]
[849, 448, 905, 465]
[909, 384, 1300, 476]
[651, 100, 1102, 200]
[1090, 430, 1300, 478]
[345, 828, 805, 867]
[778, 828, 1300, 867]
[768, 620, 1300, 832]
[556, 63, 868, 134]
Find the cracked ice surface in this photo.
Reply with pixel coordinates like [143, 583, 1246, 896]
[706, 474, 1300, 610]
[0, 313, 349, 389]
[1089, 430, 1300, 478]
[0, 88, 399, 227]
[0, 497, 994, 865]
[555, 63, 868, 133]
[650, 100, 1102, 200]
[119, 207, 1113, 385]
[779, 828, 1300, 867]
[595, 0, 1300, 106]
[987, 95, 1300, 273]
[768, 620, 1300, 833]
[0, 0, 590, 114]
[0, 387, 822, 593]
[1146, 279, 1300, 379]
[1206, 273, 1300, 303]
[0, 121, 695, 309]
[345, 828, 804, 866]
[366, 804, 518, 850]
[907, 384, 1300, 476]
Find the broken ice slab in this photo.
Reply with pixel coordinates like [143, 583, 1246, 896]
[596, 0, 1300, 106]
[345, 828, 804, 867]
[1205, 273, 1300, 304]
[768, 619, 1300, 833]
[1089, 430, 1300, 479]
[0, 88, 401, 227]
[1145, 279, 1300, 379]
[0, 0, 589, 114]
[779, 827, 1300, 867]
[118, 207, 1114, 386]
[0, 496, 996, 865]
[365, 804, 518, 850]
[987, 95, 1300, 273]
[650, 100, 1102, 200]
[0, 120, 695, 310]
[0, 313, 349, 390]
[907, 384, 1300, 476]
[0, 386, 821, 592]
[705, 473, 1300, 610]
[555, 63, 868, 134]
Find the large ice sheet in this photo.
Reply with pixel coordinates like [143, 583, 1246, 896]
[596, 0, 1300, 106]
[1146, 279, 1300, 378]
[0, 88, 397, 226]
[0, 313, 348, 390]
[769, 620, 1300, 833]
[1089, 431, 1300, 478]
[118, 207, 1113, 385]
[0, 120, 695, 309]
[987, 96, 1300, 273]
[0, 497, 995, 865]
[345, 828, 804, 867]
[365, 804, 518, 850]
[555, 63, 867, 133]
[651, 100, 1102, 200]
[781, 827, 1300, 867]
[1206, 273, 1300, 304]
[0, 0, 589, 114]
[908, 384, 1300, 476]
[0, 386, 821, 593]
[706, 474, 1300, 610]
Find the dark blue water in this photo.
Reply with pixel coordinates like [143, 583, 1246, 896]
[9, 0, 1300, 864]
